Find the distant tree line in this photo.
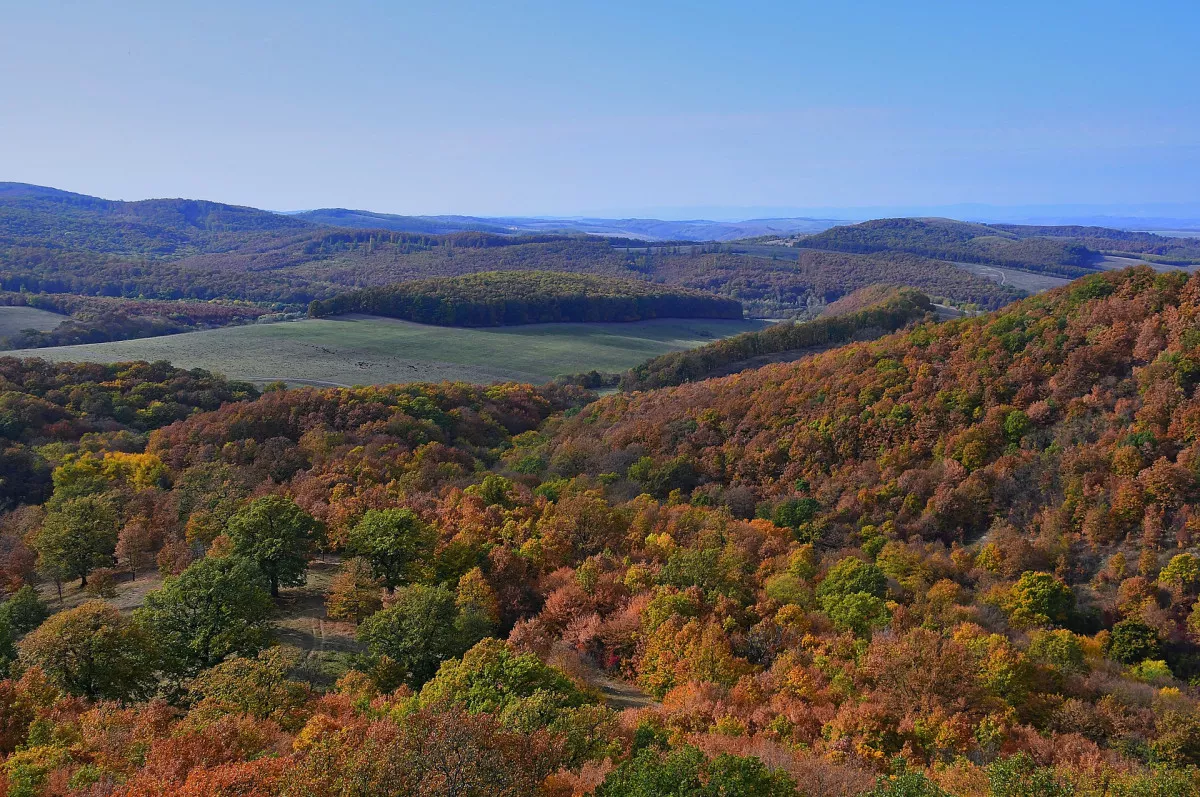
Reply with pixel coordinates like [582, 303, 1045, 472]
[621, 288, 932, 390]
[795, 218, 1099, 277]
[0, 292, 272, 350]
[308, 271, 744, 326]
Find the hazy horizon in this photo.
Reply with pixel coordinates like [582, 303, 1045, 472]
[3, 1, 1196, 218]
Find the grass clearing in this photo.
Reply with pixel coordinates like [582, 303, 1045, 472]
[0, 305, 67, 339]
[4, 314, 769, 386]
[951, 262, 1073, 293]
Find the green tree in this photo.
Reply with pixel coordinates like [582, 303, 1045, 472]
[471, 474, 514, 507]
[32, 495, 118, 587]
[816, 557, 890, 634]
[416, 637, 612, 765]
[1106, 619, 1161, 664]
[18, 601, 156, 700]
[136, 555, 274, 676]
[0, 586, 48, 637]
[772, 497, 820, 529]
[0, 587, 49, 672]
[862, 770, 951, 796]
[824, 591, 891, 635]
[454, 567, 500, 647]
[225, 495, 322, 597]
[1026, 629, 1085, 675]
[357, 583, 460, 688]
[987, 753, 1075, 797]
[817, 557, 888, 601]
[418, 637, 589, 716]
[595, 745, 796, 796]
[348, 508, 435, 593]
[1008, 571, 1075, 627]
[1159, 553, 1200, 592]
[187, 647, 311, 731]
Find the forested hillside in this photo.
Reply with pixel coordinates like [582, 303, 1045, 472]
[793, 218, 1098, 276]
[993, 225, 1200, 266]
[309, 271, 744, 326]
[0, 182, 310, 256]
[0, 267, 1196, 794]
[791, 218, 1200, 276]
[0, 358, 257, 507]
[0, 186, 1018, 317]
[620, 287, 932, 390]
[0, 293, 276, 350]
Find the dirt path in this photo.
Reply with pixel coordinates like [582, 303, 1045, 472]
[36, 570, 164, 613]
[589, 669, 658, 710]
[247, 376, 353, 388]
[273, 558, 361, 655]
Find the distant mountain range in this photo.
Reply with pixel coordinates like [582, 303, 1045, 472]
[587, 202, 1200, 231]
[288, 208, 844, 242]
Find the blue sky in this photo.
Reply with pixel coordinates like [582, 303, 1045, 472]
[2, 0, 1197, 218]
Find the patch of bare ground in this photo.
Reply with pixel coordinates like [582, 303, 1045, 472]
[546, 646, 658, 711]
[35, 569, 164, 613]
[274, 557, 363, 686]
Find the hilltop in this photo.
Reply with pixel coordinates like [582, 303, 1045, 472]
[0, 184, 1018, 314]
[783, 217, 1200, 276]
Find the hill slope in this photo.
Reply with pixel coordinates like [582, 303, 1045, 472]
[794, 217, 1099, 276]
[4, 267, 1200, 792]
[0, 181, 311, 256]
[0, 185, 1020, 313]
[620, 287, 932, 390]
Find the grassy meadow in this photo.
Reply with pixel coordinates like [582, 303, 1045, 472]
[0, 305, 67, 338]
[4, 314, 768, 386]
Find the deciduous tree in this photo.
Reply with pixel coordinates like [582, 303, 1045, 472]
[18, 601, 156, 700]
[347, 508, 434, 593]
[225, 496, 322, 597]
[32, 494, 118, 587]
[136, 555, 274, 676]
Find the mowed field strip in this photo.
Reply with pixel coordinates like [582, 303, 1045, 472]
[4, 313, 768, 386]
[0, 305, 68, 338]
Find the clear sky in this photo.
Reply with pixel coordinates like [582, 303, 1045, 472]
[2, 0, 1197, 218]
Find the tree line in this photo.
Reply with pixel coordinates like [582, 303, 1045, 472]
[0, 292, 276, 350]
[620, 287, 933, 390]
[308, 270, 744, 326]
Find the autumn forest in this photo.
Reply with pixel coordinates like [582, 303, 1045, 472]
[1, 183, 1200, 796]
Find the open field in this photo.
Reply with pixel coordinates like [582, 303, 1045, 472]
[1098, 254, 1199, 274]
[951, 262, 1073, 292]
[0, 305, 67, 338]
[5, 314, 768, 386]
[1141, 230, 1200, 239]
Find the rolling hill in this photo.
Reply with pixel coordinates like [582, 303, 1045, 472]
[0, 185, 1020, 315]
[292, 207, 843, 241]
[785, 217, 1200, 277]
